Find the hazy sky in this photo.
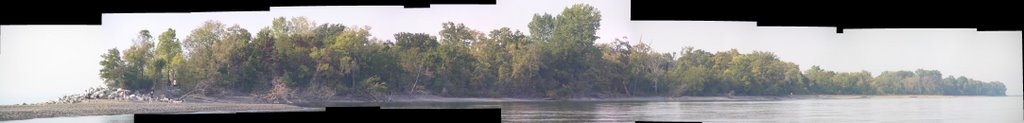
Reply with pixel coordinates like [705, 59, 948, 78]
[1, 26, 104, 105]
[0, 0, 630, 105]
[633, 21, 1023, 95]
[2, 0, 1021, 105]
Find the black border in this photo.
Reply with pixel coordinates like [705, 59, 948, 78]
[134, 107, 501, 123]
[1, 0, 1019, 31]
[1, 0, 1018, 122]
[630, 1, 1021, 32]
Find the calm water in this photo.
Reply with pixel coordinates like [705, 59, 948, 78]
[4, 96, 1022, 123]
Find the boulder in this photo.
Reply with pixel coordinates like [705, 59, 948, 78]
[86, 92, 95, 99]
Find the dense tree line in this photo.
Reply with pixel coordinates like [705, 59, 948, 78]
[98, 4, 1006, 101]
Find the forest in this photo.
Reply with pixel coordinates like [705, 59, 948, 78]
[98, 4, 1007, 102]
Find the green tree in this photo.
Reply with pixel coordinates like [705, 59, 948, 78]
[99, 48, 126, 88]
[395, 32, 438, 94]
[97, 4, 1010, 100]
[528, 13, 555, 43]
[155, 29, 181, 89]
[122, 30, 157, 91]
[542, 4, 603, 97]
[182, 20, 227, 95]
[435, 22, 480, 96]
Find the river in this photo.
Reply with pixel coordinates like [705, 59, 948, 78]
[3, 96, 1021, 123]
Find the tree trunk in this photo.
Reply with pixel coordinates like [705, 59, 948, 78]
[410, 61, 425, 93]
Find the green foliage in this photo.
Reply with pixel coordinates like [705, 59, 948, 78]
[528, 13, 554, 43]
[395, 32, 438, 51]
[360, 76, 389, 101]
[99, 48, 125, 88]
[120, 30, 157, 91]
[99, 4, 1006, 101]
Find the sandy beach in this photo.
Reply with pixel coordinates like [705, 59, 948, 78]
[0, 99, 305, 121]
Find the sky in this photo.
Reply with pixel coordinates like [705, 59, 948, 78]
[0, 0, 630, 105]
[1, 26, 104, 105]
[1, 0, 1021, 105]
[632, 21, 1023, 95]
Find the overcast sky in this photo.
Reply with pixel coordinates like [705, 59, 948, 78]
[1, 26, 104, 105]
[2, 0, 1021, 105]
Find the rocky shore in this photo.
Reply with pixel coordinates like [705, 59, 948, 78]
[35, 87, 183, 105]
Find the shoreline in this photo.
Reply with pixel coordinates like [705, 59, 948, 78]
[0, 95, 1004, 121]
[0, 99, 308, 121]
[375, 94, 996, 103]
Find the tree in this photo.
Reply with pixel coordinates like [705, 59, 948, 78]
[326, 25, 372, 96]
[543, 4, 603, 97]
[246, 27, 277, 93]
[215, 25, 254, 92]
[435, 22, 480, 96]
[182, 20, 227, 95]
[486, 28, 528, 95]
[153, 28, 184, 93]
[394, 32, 439, 94]
[270, 17, 316, 89]
[528, 13, 555, 43]
[97, 4, 1008, 101]
[669, 46, 714, 96]
[100, 48, 126, 88]
[395, 32, 438, 51]
[122, 30, 157, 91]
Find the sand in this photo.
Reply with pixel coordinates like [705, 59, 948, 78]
[0, 99, 304, 121]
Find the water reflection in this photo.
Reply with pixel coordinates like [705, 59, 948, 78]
[4, 96, 1020, 123]
[308, 96, 1021, 122]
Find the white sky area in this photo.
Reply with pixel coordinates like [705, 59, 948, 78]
[1, 0, 1021, 105]
[633, 21, 1023, 95]
[1, 26, 104, 105]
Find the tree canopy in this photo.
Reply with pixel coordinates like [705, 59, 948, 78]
[98, 4, 1007, 101]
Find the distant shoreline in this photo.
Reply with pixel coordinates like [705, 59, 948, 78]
[0, 95, 1004, 121]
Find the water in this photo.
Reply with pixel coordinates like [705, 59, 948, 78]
[316, 96, 1023, 122]
[4, 96, 1021, 123]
